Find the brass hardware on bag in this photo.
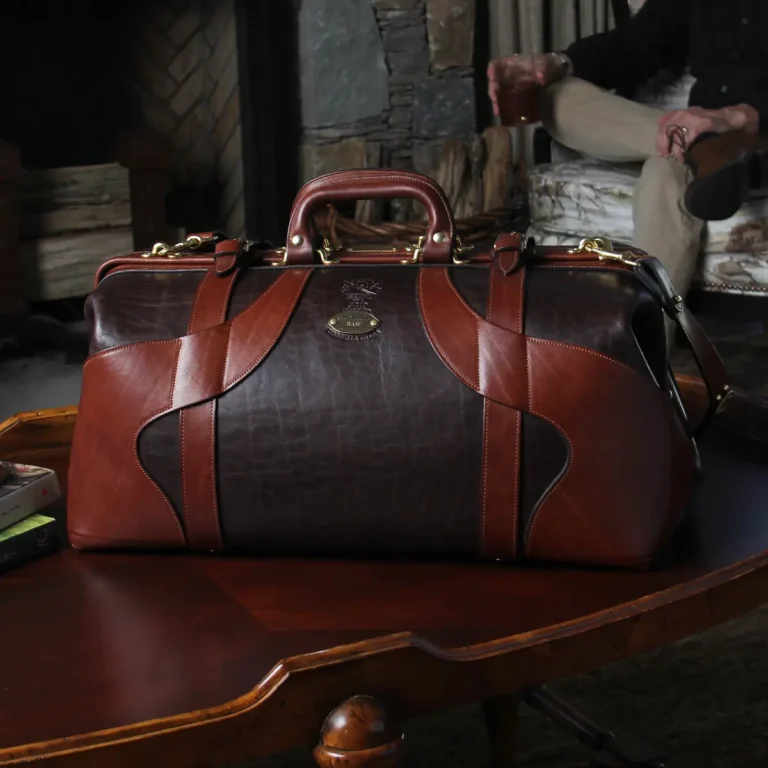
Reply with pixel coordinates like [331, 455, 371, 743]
[345, 246, 400, 254]
[318, 238, 343, 265]
[327, 309, 380, 337]
[142, 233, 215, 259]
[273, 234, 475, 267]
[452, 237, 474, 265]
[401, 236, 426, 265]
[401, 235, 474, 265]
[568, 237, 641, 267]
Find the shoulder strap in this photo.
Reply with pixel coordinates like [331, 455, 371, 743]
[636, 257, 731, 436]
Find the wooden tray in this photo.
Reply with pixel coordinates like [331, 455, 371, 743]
[1, 378, 767, 767]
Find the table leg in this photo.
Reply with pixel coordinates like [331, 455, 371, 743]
[482, 693, 521, 767]
[313, 694, 403, 767]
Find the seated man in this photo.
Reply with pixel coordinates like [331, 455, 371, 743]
[487, 0, 768, 299]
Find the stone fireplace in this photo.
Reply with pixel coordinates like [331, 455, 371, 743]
[7, 0, 494, 240]
[297, 0, 498, 225]
[299, 0, 477, 179]
[1, 0, 504, 313]
[130, 0, 490, 237]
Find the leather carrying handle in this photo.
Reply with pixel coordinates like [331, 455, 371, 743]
[283, 170, 456, 265]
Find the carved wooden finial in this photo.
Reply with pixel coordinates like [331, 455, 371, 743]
[313, 695, 403, 767]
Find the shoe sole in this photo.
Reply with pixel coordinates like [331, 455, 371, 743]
[684, 155, 751, 221]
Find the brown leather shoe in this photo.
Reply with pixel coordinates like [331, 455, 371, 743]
[684, 130, 768, 221]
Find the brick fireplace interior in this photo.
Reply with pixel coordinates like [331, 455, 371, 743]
[2, 0, 245, 235]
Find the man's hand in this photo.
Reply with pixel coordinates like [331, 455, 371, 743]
[657, 105, 760, 161]
[487, 54, 567, 117]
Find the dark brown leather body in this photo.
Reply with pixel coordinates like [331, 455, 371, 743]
[69, 249, 697, 568]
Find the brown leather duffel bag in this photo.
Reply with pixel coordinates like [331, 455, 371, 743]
[68, 170, 729, 568]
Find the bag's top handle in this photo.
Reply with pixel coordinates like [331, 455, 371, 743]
[283, 170, 456, 265]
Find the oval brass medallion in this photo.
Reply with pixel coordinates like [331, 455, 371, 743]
[327, 309, 379, 337]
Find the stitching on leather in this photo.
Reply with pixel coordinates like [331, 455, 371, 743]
[529, 337, 638, 376]
[481, 400, 489, 550]
[180, 270, 233, 551]
[221, 271, 286, 389]
[523, 339, 574, 557]
[524, 336, 531, 413]
[207, 270, 235, 548]
[512, 408, 521, 556]
[84, 339, 176, 370]
[224, 270, 313, 390]
[209, 400, 223, 547]
[220, 271, 238, 323]
[524, 408, 573, 556]
[446, 267, 481, 325]
[512, 271, 525, 555]
[180, 410, 191, 541]
[475, 318, 481, 396]
[541, 264, 628, 273]
[480, 269, 495, 554]
[188, 271, 210, 333]
[180, 272, 208, 547]
[133, 340, 186, 544]
[416, 272, 476, 390]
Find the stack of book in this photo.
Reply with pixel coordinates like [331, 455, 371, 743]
[0, 461, 62, 573]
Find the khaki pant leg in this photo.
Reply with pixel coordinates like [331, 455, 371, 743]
[633, 156, 704, 350]
[540, 77, 663, 162]
[632, 156, 704, 300]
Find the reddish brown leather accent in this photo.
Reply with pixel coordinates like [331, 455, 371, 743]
[418, 269, 527, 409]
[481, 267, 526, 560]
[179, 267, 240, 551]
[524, 340, 695, 567]
[418, 267, 695, 567]
[493, 233, 524, 275]
[68, 269, 312, 550]
[187, 266, 240, 332]
[68, 340, 187, 549]
[285, 170, 455, 264]
[173, 324, 232, 407]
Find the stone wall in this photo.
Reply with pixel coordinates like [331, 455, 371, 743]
[131, 0, 245, 236]
[299, 0, 482, 222]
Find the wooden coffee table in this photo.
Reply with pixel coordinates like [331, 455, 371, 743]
[1, 377, 767, 767]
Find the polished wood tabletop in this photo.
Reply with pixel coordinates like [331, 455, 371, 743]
[1, 378, 767, 766]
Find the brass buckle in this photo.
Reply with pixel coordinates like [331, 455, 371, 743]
[568, 237, 641, 267]
[142, 233, 210, 259]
